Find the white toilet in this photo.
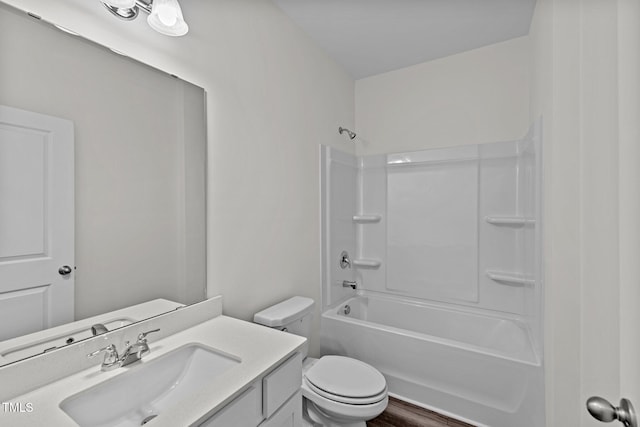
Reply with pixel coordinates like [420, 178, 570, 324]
[254, 296, 388, 427]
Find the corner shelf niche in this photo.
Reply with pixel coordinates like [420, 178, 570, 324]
[352, 215, 382, 224]
[486, 270, 535, 286]
[485, 216, 536, 226]
[352, 259, 382, 269]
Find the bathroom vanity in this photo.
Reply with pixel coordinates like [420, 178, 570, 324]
[0, 297, 306, 426]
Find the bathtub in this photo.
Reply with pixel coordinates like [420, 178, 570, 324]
[320, 292, 544, 427]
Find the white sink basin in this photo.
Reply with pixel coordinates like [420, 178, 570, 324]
[60, 344, 240, 427]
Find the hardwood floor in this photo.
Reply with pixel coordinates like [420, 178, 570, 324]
[367, 397, 476, 427]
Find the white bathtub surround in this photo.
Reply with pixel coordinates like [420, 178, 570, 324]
[386, 145, 480, 304]
[356, 131, 541, 317]
[322, 123, 542, 318]
[320, 121, 543, 427]
[321, 145, 359, 307]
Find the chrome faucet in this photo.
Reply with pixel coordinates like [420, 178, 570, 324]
[87, 344, 121, 371]
[91, 324, 109, 336]
[87, 328, 160, 371]
[343, 280, 357, 289]
[119, 329, 160, 366]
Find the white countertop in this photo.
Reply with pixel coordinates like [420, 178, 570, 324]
[0, 315, 306, 426]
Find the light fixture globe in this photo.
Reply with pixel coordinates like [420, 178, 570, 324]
[147, 0, 189, 36]
[101, 0, 136, 8]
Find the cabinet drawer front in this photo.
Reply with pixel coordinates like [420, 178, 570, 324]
[199, 381, 262, 427]
[262, 352, 302, 418]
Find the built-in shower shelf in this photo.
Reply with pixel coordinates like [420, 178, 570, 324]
[352, 215, 382, 224]
[485, 216, 536, 226]
[353, 259, 382, 269]
[486, 270, 535, 286]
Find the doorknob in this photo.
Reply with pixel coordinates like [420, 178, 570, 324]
[58, 265, 73, 276]
[587, 396, 638, 427]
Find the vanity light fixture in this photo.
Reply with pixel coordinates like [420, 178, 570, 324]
[100, 0, 189, 36]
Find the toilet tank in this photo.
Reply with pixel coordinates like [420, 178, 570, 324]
[254, 296, 315, 341]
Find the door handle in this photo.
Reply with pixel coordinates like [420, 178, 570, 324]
[58, 265, 73, 276]
[587, 396, 638, 427]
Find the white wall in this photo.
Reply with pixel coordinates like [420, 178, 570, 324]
[355, 36, 530, 156]
[530, 0, 640, 425]
[2, 0, 355, 357]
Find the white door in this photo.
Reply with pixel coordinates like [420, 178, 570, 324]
[567, 0, 640, 426]
[0, 105, 74, 342]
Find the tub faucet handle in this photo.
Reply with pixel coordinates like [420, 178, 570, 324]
[340, 251, 351, 269]
[343, 280, 357, 289]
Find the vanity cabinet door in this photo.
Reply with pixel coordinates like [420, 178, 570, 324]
[197, 352, 303, 427]
[262, 353, 302, 418]
[259, 391, 302, 427]
[198, 381, 262, 427]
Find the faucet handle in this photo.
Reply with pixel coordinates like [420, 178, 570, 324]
[87, 344, 118, 359]
[137, 328, 160, 342]
[87, 344, 120, 370]
[340, 251, 351, 269]
[133, 329, 159, 360]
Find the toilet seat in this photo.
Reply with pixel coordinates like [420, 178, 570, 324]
[304, 377, 387, 405]
[303, 356, 387, 405]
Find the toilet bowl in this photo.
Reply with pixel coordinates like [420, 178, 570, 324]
[301, 356, 388, 427]
[254, 297, 388, 427]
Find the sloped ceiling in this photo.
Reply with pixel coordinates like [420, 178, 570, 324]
[272, 0, 536, 79]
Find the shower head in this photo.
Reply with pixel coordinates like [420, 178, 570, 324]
[338, 126, 356, 140]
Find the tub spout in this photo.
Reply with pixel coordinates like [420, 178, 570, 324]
[343, 280, 357, 290]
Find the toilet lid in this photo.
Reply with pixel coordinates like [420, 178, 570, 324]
[304, 356, 386, 399]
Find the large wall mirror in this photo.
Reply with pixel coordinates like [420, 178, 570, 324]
[0, 1, 207, 367]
